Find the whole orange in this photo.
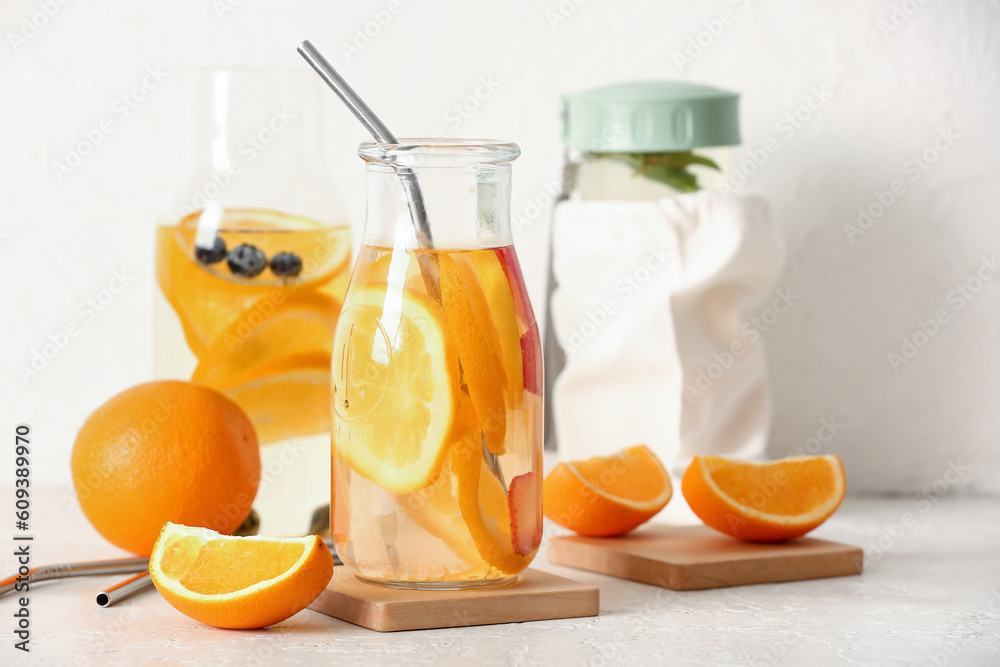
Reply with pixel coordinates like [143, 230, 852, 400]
[71, 381, 261, 556]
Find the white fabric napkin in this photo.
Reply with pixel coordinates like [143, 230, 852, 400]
[549, 191, 785, 469]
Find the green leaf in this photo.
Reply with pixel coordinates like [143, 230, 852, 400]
[643, 165, 700, 192]
[587, 150, 719, 192]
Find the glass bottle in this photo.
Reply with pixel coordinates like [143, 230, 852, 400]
[154, 68, 352, 536]
[331, 139, 543, 589]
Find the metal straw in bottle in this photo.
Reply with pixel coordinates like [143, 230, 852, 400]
[297, 40, 433, 250]
[295, 40, 505, 489]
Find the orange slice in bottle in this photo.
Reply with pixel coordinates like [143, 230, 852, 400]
[438, 254, 507, 455]
[332, 284, 460, 494]
[393, 458, 485, 571]
[450, 409, 535, 575]
[156, 209, 351, 356]
[191, 292, 341, 386]
[206, 351, 332, 445]
[467, 250, 524, 410]
[682, 455, 846, 542]
[149, 522, 334, 629]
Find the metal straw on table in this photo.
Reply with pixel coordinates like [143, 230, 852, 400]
[96, 571, 152, 607]
[0, 557, 149, 596]
[0, 538, 341, 607]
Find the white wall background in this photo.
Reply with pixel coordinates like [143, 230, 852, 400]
[1, 0, 998, 494]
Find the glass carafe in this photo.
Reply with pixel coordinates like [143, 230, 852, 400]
[331, 139, 542, 589]
[154, 68, 352, 537]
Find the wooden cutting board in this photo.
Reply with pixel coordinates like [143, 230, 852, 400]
[548, 524, 863, 590]
[309, 567, 599, 632]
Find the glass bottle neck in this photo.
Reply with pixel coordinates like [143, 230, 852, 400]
[362, 162, 513, 250]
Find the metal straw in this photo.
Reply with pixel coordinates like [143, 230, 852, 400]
[96, 571, 152, 607]
[0, 557, 149, 596]
[297, 40, 433, 249]
[296, 39, 506, 488]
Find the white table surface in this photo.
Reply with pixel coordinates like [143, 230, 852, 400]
[5, 485, 999, 666]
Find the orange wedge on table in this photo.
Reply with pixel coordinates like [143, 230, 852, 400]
[332, 284, 460, 494]
[544, 445, 673, 537]
[682, 455, 846, 542]
[149, 523, 334, 629]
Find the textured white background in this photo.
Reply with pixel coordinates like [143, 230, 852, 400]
[1, 0, 998, 494]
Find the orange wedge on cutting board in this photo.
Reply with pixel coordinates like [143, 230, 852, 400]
[543, 445, 673, 537]
[682, 455, 846, 542]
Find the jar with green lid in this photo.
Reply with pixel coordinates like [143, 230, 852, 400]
[545, 81, 783, 471]
[561, 81, 740, 201]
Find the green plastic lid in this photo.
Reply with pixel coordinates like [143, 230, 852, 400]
[562, 81, 740, 152]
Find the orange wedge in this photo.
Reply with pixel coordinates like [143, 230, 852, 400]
[439, 254, 507, 455]
[682, 455, 846, 542]
[543, 445, 672, 537]
[332, 284, 460, 494]
[192, 292, 340, 385]
[204, 351, 331, 445]
[149, 522, 333, 629]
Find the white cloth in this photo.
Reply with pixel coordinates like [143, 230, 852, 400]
[550, 191, 785, 468]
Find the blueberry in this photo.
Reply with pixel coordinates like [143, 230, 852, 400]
[226, 244, 268, 277]
[270, 252, 303, 277]
[194, 236, 227, 264]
